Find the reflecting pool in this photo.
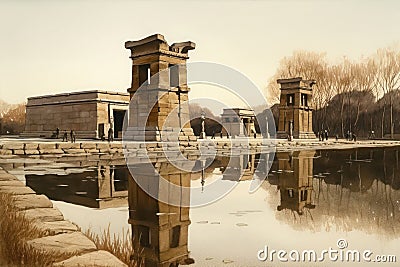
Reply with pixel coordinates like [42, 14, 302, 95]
[1, 147, 400, 266]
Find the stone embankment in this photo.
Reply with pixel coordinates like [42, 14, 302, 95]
[0, 142, 124, 156]
[0, 166, 127, 267]
[1, 139, 400, 157]
[0, 137, 400, 266]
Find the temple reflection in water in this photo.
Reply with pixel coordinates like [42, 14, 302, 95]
[128, 159, 195, 267]
[124, 147, 400, 265]
[26, 164, 129, 209]
[221, 153, 259, 181]
[272, 151, 316, 215]
[265, 148, 400, 237]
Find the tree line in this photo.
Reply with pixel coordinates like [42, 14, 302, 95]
[265, 45, 400, 138]
[2, 45, 400, 138]
[0, 103, 26, 135]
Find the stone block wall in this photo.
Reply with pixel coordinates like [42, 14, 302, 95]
[22, 90, 129, 139]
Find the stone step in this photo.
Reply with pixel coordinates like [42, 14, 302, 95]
[0, 180, 24, 186]
[13, 194, 53, 211]
[27, 232, 97, 256]
[0, 186, 36, 195]
[53, 250, 127, 267]
[19, 207, 64, 222]
[33, 220, 79, 235]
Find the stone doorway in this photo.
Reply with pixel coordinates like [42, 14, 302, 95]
[113, 110, 126, 139]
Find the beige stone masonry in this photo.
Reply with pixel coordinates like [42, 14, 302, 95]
[13, 194, 53, 211]
[18, 208, 65, 222]
[0, 186, 35, 195]
[54, 250, 127, 267]
[27, 232, 97, 256]
[33, 220, 79, 235]
[0, 167, 127, 266]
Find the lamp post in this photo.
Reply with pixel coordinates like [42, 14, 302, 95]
[265, 115, 270, 138]
[289, 120, 293, 141]
[201, 159, 206, 192]
[200, 111, 206, 139]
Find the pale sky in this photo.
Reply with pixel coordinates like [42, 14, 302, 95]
[1, 0, 399, 113]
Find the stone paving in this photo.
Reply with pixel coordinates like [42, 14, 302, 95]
[1, 138, 400, 158]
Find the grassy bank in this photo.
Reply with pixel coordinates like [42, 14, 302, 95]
[0, 192, 75, 266]
[85, 226, 139, 267]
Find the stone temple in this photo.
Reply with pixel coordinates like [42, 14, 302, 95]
[277, 77, 316, 139]
[221, 108, 256, 137]
[124, 34, 196, 142]
[23, 90, 129, 139]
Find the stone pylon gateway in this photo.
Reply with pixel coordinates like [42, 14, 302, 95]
[277, 77, 317, 139]
[125, 34, 196, 142]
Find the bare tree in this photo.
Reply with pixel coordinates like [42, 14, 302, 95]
[265, 46, 400, 138]
[329, 58, 353, 137]
[265, 74, 281, 105]
[350, 58, 378, 131]
[1, 103, 26, 134]
[374, 46, 400, 138]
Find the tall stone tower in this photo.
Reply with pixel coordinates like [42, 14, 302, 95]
[125, 34, 196, 141]
[277, 77, 316, 139]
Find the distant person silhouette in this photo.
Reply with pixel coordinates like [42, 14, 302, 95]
[70, 130, 76, 143]
[62, 130, 68, 142]
[108, 127, 114, 142]
[352, 133, 357, 142]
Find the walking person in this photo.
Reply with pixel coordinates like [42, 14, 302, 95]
[70, 130, 76, 143]
[56, 128, 60, 139]
[62, 130, 68, 142]
[352, 133, 357, 142]
[108, 127, 114, 142]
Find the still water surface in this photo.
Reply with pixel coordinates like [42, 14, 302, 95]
[1, 147, 400, 266]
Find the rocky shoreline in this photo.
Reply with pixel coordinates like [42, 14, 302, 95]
[0, 166, 127, 267]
